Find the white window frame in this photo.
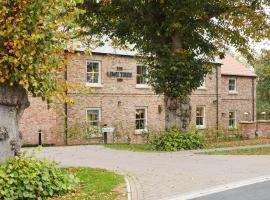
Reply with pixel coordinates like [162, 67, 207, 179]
[197, 78, 206, 90]
[196, 106, 206, 129]
[228, 77, 237, 93]
[86, 108, 102, 137]
[136, 64, 150, 89]
[229, 111, 237, 129]
[86, 60, 102, 87]
[135, 107, 148, 133]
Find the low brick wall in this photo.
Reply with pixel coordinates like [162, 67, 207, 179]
[256, 120, 270, 138]
[240, 120, 270, 139]
[239, 121, 256, 139]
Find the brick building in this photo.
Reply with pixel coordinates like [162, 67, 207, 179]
[20, 48, 256, 145]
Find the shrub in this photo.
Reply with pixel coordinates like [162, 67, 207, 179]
[149, 128, 205, 151]
[0, 151, 79, 199]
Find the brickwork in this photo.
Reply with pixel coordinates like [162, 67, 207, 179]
[220, 76, 256, 128]
[256, 120, 270, 138]
[190, 67, 221, 128]
[20, 53, 257, 145]
[64, 53, 165, 144]
[239, 122, 256, 139]
[20, 97, 65, 145]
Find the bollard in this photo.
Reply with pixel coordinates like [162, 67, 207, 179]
[38, 129, 42, 146]
[104, 132, 108, 144]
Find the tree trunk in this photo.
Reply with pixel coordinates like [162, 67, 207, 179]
[164, 96, 191, 132]
[0, 83, 29, 163]
[163, 34, 192, 132]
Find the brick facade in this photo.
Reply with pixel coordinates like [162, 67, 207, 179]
[20, 53, 257, 145]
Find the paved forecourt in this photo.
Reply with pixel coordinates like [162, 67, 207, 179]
[25, 145, 270, 200]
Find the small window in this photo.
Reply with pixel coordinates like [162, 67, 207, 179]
[86, 61, 101, 85]
[135, 108, 147, 131]
[136, 65, 148, 85]
[86, 108, 101, 137]
[197, 78, 206, 89]
[228, 78, 236, 92]
[196, 106, 205, 128]
[229, 111, 236, 128]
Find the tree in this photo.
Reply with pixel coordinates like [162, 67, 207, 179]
[254, 50, 270, 115]
[79, 0, 270, 131]
[0, 0, 82, 162]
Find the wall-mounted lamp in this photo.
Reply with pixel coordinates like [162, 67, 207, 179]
[244, 112, 250, 121]
[261, 112, 266, 120]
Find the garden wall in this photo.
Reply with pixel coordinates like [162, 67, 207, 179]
[239, 120, 270, 139]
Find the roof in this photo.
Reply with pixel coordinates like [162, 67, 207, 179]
[220, 54, 257, 77]
[73, 40, 256, 77]
[72, 39, 138, 56]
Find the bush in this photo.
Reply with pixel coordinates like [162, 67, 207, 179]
[0, 151, 79, 199]
[149, 128, 205, 151]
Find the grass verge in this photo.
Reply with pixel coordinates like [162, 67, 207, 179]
[104, 139, 270, 152]
[205, 138, 270, 149]
[50, 168, 125, 200]
[198, 147, 270, 155]
[105, 144, 156, 152]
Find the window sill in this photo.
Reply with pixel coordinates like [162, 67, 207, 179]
[229, 91, 238, 94]
[196, 126, 206, 130]
[86, 83, 103, 88]
[197, 87, 207, 90]
[134, 129, 148, 134]
[135, 84, 151, 89]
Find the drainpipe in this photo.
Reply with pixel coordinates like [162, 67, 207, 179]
[252, 78, 255, 121]
[64, 54, 68, 145]
[216, 65, 219, 135]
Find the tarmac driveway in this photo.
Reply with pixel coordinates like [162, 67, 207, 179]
[26, 145, 270, 200]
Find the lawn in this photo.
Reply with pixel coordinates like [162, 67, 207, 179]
[51, 168, 125, 200]
[104, 139, 270, 152]
[198, 147, 270, 155]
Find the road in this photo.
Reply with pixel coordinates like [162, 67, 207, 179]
[191, 180, 270, 200]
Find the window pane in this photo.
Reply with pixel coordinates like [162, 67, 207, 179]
[87, 110, 99, 122]
[136, 109, 145, 119]
[137, 65, 142, 74]
[87, 62, 99, 73]
[196, 107, 204, 126]
[229, 112, 236, 127]
[87, 72, 99, 83]
[140, 120, 145, 129]
[90, 121, 99, 126]
[196, 107, 203, 117]
[87, 62, 99, 83]
[135, 109, 146, 130]
[229, 79, 235, 91]
[136, 65, 147, 84]
[136, 120, 140, 129]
